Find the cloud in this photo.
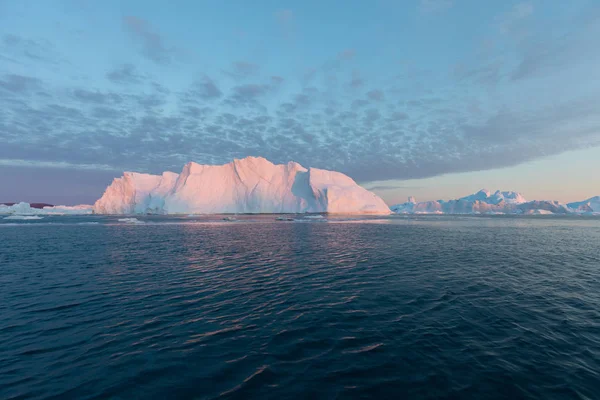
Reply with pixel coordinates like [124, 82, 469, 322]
[106, 64, 143, 84]
[271, 76, 285, 85]
[510, 4, 598, 80]
[275, 9, 294, 37]
[180, 76, 222, 102]
[389, 111, 409, 121]
[367, 89, 385, 101]
[367, 184, 424, 191]
[2, 34, 21, 46]
[349, 70, 364, 88]
[275, 9, 293, 24]
[1, 34, 62, 65]
[419, 0, 454, 13]
[231, 84, 270, 100]
[1, 12, 599, 198]
[352, 99, 369, 109]
[123, 16, 172, 64]
[338, 49, 356, 60]
[91, 106, 123, 119]
[136, 93, 165, 108]
[454, 61, 505, 85]
[496, 2, 534, 34]
[0, 74, 41, 93]
[224, 61, 259, 79]
[73, 89, 122, 104]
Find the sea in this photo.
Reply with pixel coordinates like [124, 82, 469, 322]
[1, 214, 599, 399]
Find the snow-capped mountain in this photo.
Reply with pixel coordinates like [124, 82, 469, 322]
[93, 157, 391, 215]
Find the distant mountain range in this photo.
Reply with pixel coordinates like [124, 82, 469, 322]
[391, 190, 600, 215]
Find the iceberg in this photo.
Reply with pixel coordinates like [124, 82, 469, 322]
[458, 190, 527, 205]
[93, 171, 178, 214]
[117, 218, 145, 224]
[391, 190, 585, 215]
[567, 196, 600, 213]
[93, 157, 391, 215]
[0, 202, 93, 215]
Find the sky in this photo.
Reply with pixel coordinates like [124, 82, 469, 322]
[1, 0, 599, 205]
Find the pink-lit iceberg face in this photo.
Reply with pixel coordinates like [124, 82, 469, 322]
[93, 157, 391, 215]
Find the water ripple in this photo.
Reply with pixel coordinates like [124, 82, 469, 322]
[1, 216, 600, 399]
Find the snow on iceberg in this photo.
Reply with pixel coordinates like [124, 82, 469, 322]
[93, 157, 391, 215]
[0, 202, 93, 215]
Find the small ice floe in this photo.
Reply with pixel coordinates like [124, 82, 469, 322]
[303, 215, 324, 219]
[4, 215, 44, 220]
[275, 216, 295, 221]
[118, 218, 145, 224]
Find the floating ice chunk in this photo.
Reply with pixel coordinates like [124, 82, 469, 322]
[4, 215, 44, 220]
[117, 218, 145, 224]
[275, 216, 295, 221]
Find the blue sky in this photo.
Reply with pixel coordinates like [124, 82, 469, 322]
[1, 0, 599, 204]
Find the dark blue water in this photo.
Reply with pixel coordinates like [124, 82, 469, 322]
[1, 215, 600, 399]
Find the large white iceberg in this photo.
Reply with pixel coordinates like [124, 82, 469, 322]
[93, 157, 391, 215]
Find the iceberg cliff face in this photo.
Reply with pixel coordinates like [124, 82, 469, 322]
[93, 171, 179, 214]
[93, 157, 390, 215]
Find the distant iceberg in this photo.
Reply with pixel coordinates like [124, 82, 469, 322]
[567, 196, 600, 213]
[93, 157, 391, 215]
[391, 190, 598, 215]
[0, 202, 93, 216]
